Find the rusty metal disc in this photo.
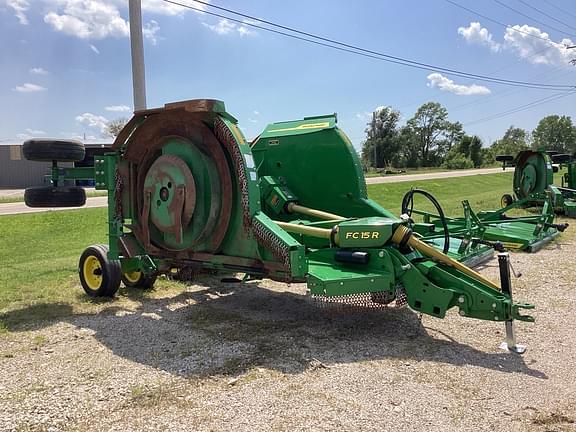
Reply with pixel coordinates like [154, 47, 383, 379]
[144, 154, 196, 235]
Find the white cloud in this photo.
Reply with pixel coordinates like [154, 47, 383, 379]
[13, 83, 46, 93]
[427, 73, 491, 96]
[89, 44, 100, 54]
[355, 106, 388, 121]
[44, 0, 129, 39]
[75, 112, 109, 135]
[203, 18, 235, 35]
[253, 110, 260, 115]
[7, 0, 29, 25]
[29, 67, 48, 75]
[248, 118, 258, 123]
[25, 128, 46, 135]
[503, 25, 574, 66]
[203, 18, 257, 36]
[140, 0, 207, 15]
[105, 105, 131, 112]
[16, 128, 46, 140]
[458, 21, 574, 67]
[143, 19, 160, 45]
[458, 22, 501, 52]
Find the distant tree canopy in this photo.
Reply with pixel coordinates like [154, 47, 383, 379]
[107, 117, 128, 138]
[532, 115, 576, 153]
[360, 101, 573, 169]
[361, 107, 400, 168]
[491, 126, 530, 156]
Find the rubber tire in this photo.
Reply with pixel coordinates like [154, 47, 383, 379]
[24, 186, 86, 207]
[23, 139, 85, 162]
[551, 153, 572, 164]
[501, 193, 514, 208]
[79, 244, 121, 297]
[495, 155, 514, 162]
[122, 271, 157, 289]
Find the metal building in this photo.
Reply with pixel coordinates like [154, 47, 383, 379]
[0, 141, 112, 188]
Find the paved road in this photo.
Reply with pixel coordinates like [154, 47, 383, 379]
[0, 196, 107, 216]
[365, 167, 505, 184]
[0, 168, 507, 216]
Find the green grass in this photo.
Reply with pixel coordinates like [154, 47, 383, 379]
[368, 171, 514, 216]
[0, 208, 108, 313]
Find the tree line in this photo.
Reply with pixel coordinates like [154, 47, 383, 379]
[361, 101, 576, 170]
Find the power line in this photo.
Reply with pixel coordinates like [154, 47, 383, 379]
[464, 90, 576, 126]
[162, 0, 574, 91]
[443, 0, 572, 45]
[516, 0, 576, 33]
[492, 0, 576, 38]
[541, 0, 576, 22]
[450, 66, 572, 113]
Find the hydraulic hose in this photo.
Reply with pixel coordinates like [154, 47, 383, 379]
[401, 188, 450, 254]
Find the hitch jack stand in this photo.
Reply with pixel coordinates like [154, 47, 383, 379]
[498, 252, 527, 354]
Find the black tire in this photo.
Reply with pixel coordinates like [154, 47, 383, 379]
[79, 244, 121, 297]
[551, 153, 572, 164]
[495, 155, 514, 162]
[501, 193, 514, 208]
[122, 271, 157, 289]
[24, 186, 86, 208]
[23, 139, 85, 162]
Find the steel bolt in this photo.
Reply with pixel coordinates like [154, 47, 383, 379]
[378, 251, 384, 258]
[492, 303, 497, 309]
[458, 296, 465, 304]
[459, 310, 466, 316]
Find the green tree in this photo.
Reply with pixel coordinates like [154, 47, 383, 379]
[454, 135, 482, 167]
[490, 126, 530, 156]
[107, 117, 128, 138]
[394, 125, 421, 168]
[441, 152, 474, 169]
[361, 107, 401, 168]
[532, 115, 576, 153]
[406, 102, 461, 166]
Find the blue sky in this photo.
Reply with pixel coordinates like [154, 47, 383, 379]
[1, 0, 575, 148]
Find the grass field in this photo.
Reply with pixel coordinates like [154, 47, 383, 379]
[0, 171, 543, 326]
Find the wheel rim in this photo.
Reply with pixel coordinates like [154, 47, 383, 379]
[124, 270, 142, 284]
[83, 255, 102, 290]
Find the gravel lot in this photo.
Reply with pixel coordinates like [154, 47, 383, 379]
[1, 231, 575, 432]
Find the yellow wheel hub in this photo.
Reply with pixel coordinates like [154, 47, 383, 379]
[124, 270, 142, 284]
[83, 255, 103, 290]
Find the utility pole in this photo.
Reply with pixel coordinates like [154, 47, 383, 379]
[128, 0, 147, 111]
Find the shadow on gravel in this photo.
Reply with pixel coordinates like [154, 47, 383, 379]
[1, 277, 547, 380]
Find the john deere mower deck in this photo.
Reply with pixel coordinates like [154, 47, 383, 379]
[401, 188, 566, 255]
[23, 99, 534, 350]
[498, 149, 576, 217]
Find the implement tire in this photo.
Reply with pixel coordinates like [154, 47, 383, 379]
[79, 244, 121, 297]
[23, 139, 85, 162]
[501, 193, 514, 208]
[24, 186, 86, 208]
[122, 271, 157, 290]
